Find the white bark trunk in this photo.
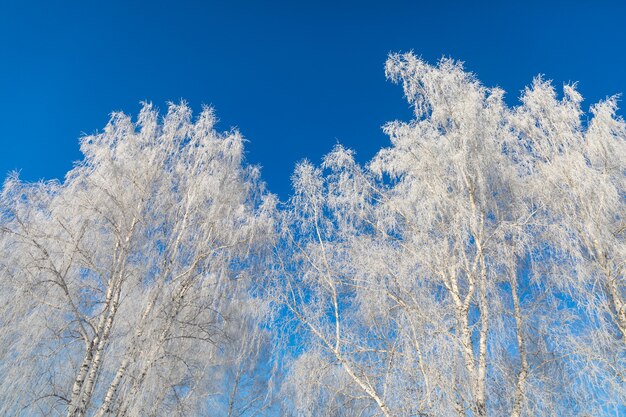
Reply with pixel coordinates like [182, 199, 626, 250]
[510, 273, 528, 417]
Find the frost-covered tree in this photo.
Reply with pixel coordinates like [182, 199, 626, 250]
[511, 78, 626, 413]
[0, 103, 276, 417]
[272, 151, 395, 417]
[1, 53, 624, 417]
[273, 53, 626, 417]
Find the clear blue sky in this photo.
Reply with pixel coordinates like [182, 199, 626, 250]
[1, 0, 625, 199]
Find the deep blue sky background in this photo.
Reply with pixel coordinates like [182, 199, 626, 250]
[1, 0, 625, 199]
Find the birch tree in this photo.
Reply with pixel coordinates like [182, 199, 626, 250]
[0, 103, 276, 417]
[511, 78, 626, 413]
[274, 53, 623, 417]
[273, 151, 398, 417]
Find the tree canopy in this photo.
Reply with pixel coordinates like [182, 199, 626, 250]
[1, 53, 625, 417]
